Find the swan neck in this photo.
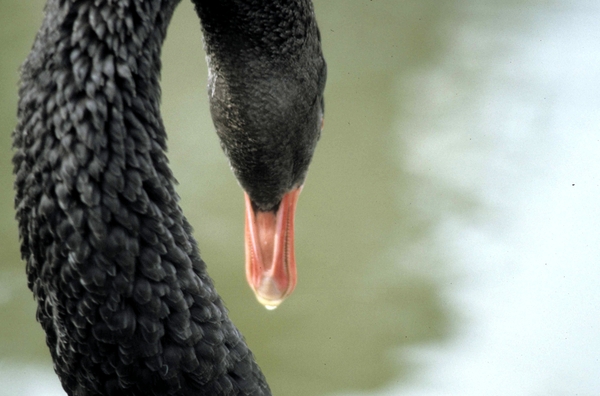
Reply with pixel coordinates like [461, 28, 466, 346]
[192, 0, 318, 59]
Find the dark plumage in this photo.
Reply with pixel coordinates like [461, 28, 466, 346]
[196, 0, 326, 211]
[13, 0, 325, 395]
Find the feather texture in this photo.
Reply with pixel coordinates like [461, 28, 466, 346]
[13, 0, 272, 394]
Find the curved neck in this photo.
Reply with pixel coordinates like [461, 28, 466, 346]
[19, 0, 183, 157]
[192, 0, 317, 60]
[14, 0, 271, 394]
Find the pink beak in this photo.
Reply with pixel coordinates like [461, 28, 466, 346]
[244, 187, 302, 309]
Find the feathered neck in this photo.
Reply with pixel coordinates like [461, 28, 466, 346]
[192, 0, 319, 62]
[13, 0, 271, 394]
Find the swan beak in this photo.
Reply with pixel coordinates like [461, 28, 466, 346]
[244, 187, 301, 309]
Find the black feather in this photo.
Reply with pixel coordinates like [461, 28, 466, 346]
[14, 0, 325, 395]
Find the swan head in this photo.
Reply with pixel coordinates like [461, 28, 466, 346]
[206, 47, 326, 308]
[197, 1, 327, 307]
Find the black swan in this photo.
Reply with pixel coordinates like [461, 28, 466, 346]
[12, 0, 326, 394]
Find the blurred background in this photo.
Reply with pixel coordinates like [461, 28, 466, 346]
[1, 0, 599, 395]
